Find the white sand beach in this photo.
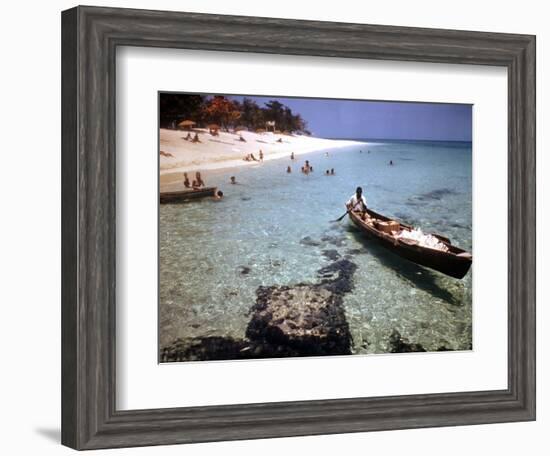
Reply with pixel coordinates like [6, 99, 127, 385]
[159, 128, 365, 187]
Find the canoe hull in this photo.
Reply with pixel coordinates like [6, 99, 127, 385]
[160, 187, 218, 204]
[349, 210, 472, 279]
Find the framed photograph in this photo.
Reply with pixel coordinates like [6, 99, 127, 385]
[61, 5, 536, 450]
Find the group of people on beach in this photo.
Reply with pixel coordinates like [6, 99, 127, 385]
[183, 132, 201, 143]
[243, 149, 264, 162]
[183, 171, 205, 189]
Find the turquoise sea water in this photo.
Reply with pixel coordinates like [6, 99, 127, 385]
[159, 140, 472, 354]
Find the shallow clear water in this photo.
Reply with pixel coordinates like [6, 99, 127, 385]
[159, 140, 472, 354]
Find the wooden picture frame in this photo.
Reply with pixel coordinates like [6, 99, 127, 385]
[61, 5, 536, 450]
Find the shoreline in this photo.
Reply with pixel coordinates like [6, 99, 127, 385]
[159, 128, 367, 188]
[160, 138, 364, 174]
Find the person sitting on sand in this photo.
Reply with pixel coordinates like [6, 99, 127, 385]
[346, 186, 368, 213]
[192, 171, 205, 188]
[277, 138, 283, 143]
[330, 168, 335, 175]
[250, 153, 258, 161]
[290, 152, 295, 160]
[287, 166, 292, 173]
[239, 135, 246, 142]
[192, 133, 201, 143]
[230, 176, 236, 184]
[183, 172, 191, 188]
[259, 150, 264, 161]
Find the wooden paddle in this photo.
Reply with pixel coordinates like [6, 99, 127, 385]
[331, 200, 366, 222]
[331, 208, 352, 223]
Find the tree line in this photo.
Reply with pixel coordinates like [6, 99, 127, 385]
[159, 94, 310, 134]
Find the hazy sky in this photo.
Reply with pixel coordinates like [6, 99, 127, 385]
[231, 95, 472, 141]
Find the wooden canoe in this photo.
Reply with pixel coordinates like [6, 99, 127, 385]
[160, 186, 218, 204]
[349, 209, 472, 279]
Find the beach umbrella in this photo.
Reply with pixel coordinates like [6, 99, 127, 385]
[178, 119, 196, 130]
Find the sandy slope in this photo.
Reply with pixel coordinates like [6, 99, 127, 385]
[159, 128, 365, 180]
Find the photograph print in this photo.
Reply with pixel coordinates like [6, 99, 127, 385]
[158, 93, 473, 363]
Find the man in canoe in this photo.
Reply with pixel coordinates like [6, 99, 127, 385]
[346, 186, 368, 213]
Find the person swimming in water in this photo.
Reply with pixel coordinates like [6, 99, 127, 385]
[230, 176, 236, 184]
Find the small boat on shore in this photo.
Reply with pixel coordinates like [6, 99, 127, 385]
[160, 187, 219, 204]
[349, 209, 472, 279]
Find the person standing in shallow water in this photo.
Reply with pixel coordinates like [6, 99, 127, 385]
[192, 171, 205, 188]
[346, 186, 368, 213]
[259, 150, 264, 161]
[287, 166, 292, 173]
[183, 172, 190, 188]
